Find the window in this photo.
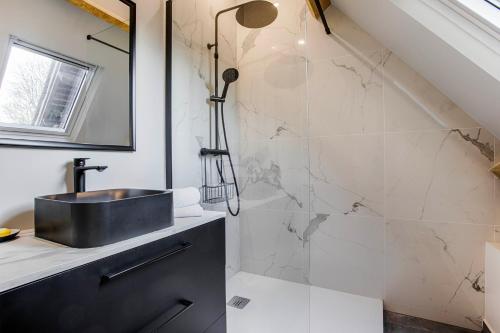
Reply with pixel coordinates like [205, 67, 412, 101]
[0, 37, 97, 136]
[447, 0, 500, 34]
[484, 0, 500, 10]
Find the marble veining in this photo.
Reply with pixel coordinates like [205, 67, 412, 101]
[309, 134, 384, 217]
[386, 128, 495, 225]
[240, 158, 304, 209]
[308, 53, 384, 136]
[343, 200, 372, 216]
[282, 213, 331, 248]
[330, 55, 383, 90]
[0, 211, 225, 293]
[240, 209, 309, 283]
[451, 129, 494, 162]
[302, 213, 330, 244]
[238, 29, 261, 62]
[238, 137, 308, 212]
[385, 220, 492, 329]
[270, 125, 291, 140]
[235, 1, 497, 330]
[449, 270, 485, 303]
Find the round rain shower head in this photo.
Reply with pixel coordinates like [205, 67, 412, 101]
[221, 68, 239, 99]
[223, 68, 239, 83]
[235, 1, 278, 29]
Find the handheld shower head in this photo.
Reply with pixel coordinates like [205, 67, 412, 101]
[221, 68, 239, 100]
[223, 68, 239, 83]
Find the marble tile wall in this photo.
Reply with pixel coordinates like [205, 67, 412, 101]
[237, 2, 498, 330]
[305, 6, 389, 302]
[236, 0, 310, 285]
[171, 0, 240, 280]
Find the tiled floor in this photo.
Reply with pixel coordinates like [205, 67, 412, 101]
[383, 311, 480, 333]
[226, 272, 383, 333]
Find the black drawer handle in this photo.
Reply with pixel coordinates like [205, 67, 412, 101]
[103, 242, 193, 282]
[158, 299, 194, 328]
[138, 299, 194, 332]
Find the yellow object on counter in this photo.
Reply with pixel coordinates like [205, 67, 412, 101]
[491, 163, 500, 178]
[0, 228, 12, 237]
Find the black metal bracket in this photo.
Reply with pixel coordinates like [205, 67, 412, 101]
[200, 148, 230, 156]
[210, 95, 225, 103]
[313, 0, 332, 35]
[86, 35, 130, 55]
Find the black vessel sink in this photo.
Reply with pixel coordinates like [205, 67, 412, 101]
[35, 189, 173, 248]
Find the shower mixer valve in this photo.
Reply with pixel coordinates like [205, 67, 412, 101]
[200, 148, 229, 156]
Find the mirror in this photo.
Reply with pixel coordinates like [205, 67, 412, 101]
[0, 0, 135, 150]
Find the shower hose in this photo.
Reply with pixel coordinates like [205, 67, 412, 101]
[216, 103, 240, 216]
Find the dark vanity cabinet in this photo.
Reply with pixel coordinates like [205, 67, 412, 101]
[0, 218, 226, 333]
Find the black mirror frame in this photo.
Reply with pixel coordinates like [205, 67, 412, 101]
[165, 0, 173, 189]
[0, 0, 137, 151]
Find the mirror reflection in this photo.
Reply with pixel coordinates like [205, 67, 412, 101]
[0, 0, 133, 148]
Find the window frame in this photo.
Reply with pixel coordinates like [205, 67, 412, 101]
[441, 0, 500, 37]
[484, 0, 500, 10]
[0, 36, 98, 139]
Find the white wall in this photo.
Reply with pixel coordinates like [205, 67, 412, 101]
[0, 0, 166, 229]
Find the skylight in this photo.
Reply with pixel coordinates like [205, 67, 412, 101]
[450, 0, 500, 33]
[484, 0, 499, 10]
[0, 37, 97, 136]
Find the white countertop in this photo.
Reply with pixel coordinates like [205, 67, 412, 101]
[0, 211, 225, 293]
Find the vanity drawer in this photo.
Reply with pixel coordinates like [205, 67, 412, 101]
[0, 218, 226, 333]
[204, 314, 227, 333]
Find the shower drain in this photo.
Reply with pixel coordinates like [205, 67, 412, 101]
[227, 296, 251, 309]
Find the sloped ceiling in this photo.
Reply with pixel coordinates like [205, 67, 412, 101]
[333, 0, 500, 138]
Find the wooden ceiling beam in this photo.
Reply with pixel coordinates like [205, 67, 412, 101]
[67, 0, 129, 32]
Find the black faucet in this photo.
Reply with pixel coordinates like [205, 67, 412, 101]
[73, 158, 108, 193]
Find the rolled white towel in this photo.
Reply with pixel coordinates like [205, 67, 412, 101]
[174, 204, 204, 218]
[173, 187, 201, 208]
